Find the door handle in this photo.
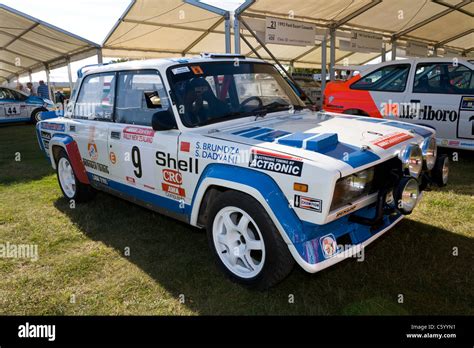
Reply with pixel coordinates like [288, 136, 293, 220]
[410, 100, 421, 104]
[110, 131, 121, 140]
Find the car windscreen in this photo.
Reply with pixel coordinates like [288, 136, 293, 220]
[166, 62, 305, 127]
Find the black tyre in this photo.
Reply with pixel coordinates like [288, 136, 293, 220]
[56, 149, 95, 202]
[206, 190, 294, 289]
[432, 154, 449, 187]
[30, 108, 46, 124]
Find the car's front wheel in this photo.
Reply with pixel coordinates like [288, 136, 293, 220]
[30, 108, 46, 124]
[206, 190, 294, 289]
[56, 150, 95, 202]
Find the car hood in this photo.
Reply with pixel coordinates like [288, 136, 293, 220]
[204, 110, 434, 177]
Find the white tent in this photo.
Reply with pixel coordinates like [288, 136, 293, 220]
[0, 3, 100, 88]
[102, 0, 473, 68]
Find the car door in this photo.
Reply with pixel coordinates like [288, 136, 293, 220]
[9, 89, 29, 118]
[72, 72, 116, 182]
[107, 70, 183, 211]
[0, 88, 23, 121]
[349, 63, 411, 118]
[407, 61, 474, 148]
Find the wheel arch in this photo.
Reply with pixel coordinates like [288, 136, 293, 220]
[49, 134, 89, 184]
[190, 164, 302, 246]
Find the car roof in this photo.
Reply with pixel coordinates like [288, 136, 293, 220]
[82, 55, 266, 77]
[1, 86, 28, 97]
[360, 57, 473, 76]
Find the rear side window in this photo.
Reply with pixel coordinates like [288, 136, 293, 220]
[413, 63, 474, 94]
[0, 88, 14, 100]
[115, 70, 169, 126]
[351, 64, 410, 92]
[74, 73, 115, 121]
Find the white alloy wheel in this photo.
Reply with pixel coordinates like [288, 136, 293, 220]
[58, 157, 76, 198]
[212, 206, 265, 279]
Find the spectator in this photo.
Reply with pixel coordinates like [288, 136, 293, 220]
[26, 82, 35, 96]
[37, 80, 50, 100]
[17, 83, 25, 93]
[55, 90, 65, 109]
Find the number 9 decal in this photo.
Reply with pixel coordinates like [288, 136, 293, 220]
[132, 146, 142, 178]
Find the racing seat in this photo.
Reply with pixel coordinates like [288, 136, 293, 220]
[415, 75, 430, 93]
[182, 78, 228, 126]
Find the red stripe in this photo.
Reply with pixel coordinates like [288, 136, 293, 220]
[65, 141, 90, 184]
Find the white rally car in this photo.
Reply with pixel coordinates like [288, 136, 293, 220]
[324, 58, 474, 150]
[36, 54, 449, 289]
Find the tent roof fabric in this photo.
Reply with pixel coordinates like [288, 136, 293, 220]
[104, 0, 473, 68]
[0, 4, 100, 82]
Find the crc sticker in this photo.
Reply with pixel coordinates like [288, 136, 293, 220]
[249, 149, 303, 177]
[320, 234, 338, 259]
[123, 126, 155, 144]
[294, 195, 322, 213]
[88, 143, 98, 161]
[172, 66, 190, 75]
[372, 132, 413, 149]
[162, 169, 183, 185]
[190, 66, 204, 75]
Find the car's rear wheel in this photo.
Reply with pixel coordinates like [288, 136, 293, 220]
[56, 150, 95, 202]
[206, 190, 294, 289]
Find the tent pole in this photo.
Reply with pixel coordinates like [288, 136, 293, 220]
[67, 58, 73, 94]
[225, 12, 232, 53]
[44, 63, 52, 101]
[97, 48, 103, 64]
[391, 40, 397, 60]
[233, 13, 241, 54]
[321, 36, 327, 95]
[381, 43, 386, 62]
[329, 29, 336, 81]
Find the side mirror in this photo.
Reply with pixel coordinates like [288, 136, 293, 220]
[152, 109, 177, 131]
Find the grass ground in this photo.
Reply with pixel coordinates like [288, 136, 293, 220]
[0, 124, 472, 315]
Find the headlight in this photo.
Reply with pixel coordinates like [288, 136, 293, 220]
[399, 144, 423, 178]
[331, 168, 374, 210]
[421, 137, 437, 171]
[394, 177, 419, 215]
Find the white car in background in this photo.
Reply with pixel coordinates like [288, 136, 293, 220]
[324, 58, 474, 150]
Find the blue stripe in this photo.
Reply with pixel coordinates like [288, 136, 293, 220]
[87, 173, 190, 218]
[318, 143, 380, 168]
[383, 121, 433, 138]
[239, 127, 274, 138]
[254, 130, 291, 142]
[277, 132, 318, 148]
[232, 127, 261, 135]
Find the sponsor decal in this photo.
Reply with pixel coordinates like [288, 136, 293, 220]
[249, 149, 303, 177]
[372, 132, 413, 149]
[156, 151, 199, 174]
[88, 143, 98, 161]
[448, 140, 460, 146]
[335, 205, 357, 218]
[162, 183, 185, 197]
[109, 152, 117, 164]
[195, 142, 241, 164]
[172, 66, 191, 75]
[163, 169, 183, 185]
[82, 158, 109, 174]
[123, 126, 155, 143]
[180, 141, 190, 152]
[41, 122, 65, 131]
[441, 139, 449, 146]
[126, 176, 136, 185]
[294, 195, 322, 213]
[190, 66, 204, 75]
[320, 234, 338, 259]
[91, 174, 108, 186]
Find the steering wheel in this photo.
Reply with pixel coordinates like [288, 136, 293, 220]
[240, 96, 263, 109]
